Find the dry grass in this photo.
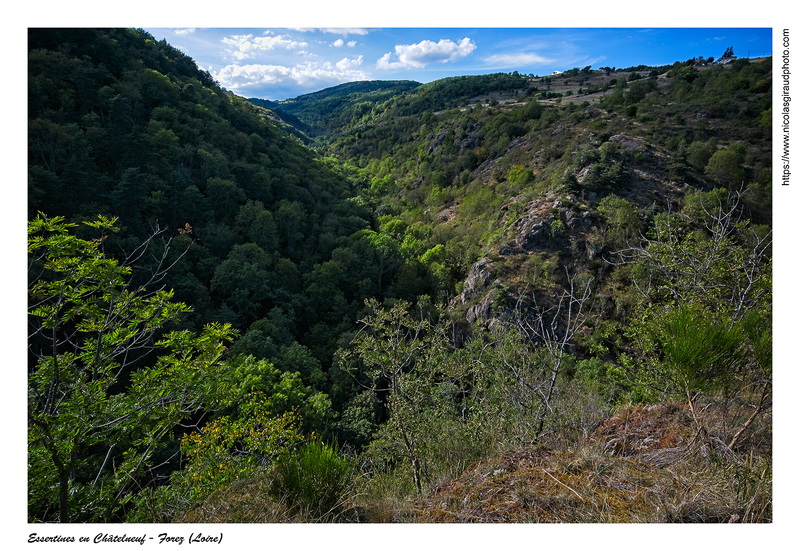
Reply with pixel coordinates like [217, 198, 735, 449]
[409, 446, 666, 522]
[175, 399, 771, 523]
[178, 476, 295, 523]
[178, 473, 361, 523]
[352, 400, 771, 523]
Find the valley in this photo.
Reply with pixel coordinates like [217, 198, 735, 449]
[27, 28, 772, 524]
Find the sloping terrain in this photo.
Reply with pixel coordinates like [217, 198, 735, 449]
[27, 29, 772, 523]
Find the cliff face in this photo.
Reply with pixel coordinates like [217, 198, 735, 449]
[449, 126, 698, 332]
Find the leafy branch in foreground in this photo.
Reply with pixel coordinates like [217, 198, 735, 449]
[28, 213, 237, 522]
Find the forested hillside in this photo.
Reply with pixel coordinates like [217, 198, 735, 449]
[28, 29, 772, 523]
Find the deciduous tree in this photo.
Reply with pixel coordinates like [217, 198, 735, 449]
[28, 213, 236, 522]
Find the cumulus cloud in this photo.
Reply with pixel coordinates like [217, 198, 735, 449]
[336, 55, 363, 70]
[376, 38, 476, 69]
[222, 33, 308, 61]
[332, 39, 344, 48]
[347, 40, 357, 48]
[174, 28, 195, 36]
[212, 59, 369, 91]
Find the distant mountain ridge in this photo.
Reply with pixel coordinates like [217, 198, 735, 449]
[247, 80, 421, 135]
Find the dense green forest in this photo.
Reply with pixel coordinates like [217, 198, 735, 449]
[28, 29, 771, 523]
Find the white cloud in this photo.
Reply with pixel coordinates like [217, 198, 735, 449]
[320, 28, 369, 36]
[174, 28, 195, 36]
[347, 40, 357, 48]
[291, 28, 369, 36]
[222, 33, 308, 61]
[482, 52, 553, 68]
[212, 59, 369, 91]
[332, 39, 344, 48]
[376, 38, 476, 69]
[213, 64, 291, 88]
[336, 55, 363, 70]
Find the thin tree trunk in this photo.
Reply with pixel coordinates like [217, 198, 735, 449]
[400, 428, 422, 496]
[728, 381, 770, 450]
[535, 354, 560, 437]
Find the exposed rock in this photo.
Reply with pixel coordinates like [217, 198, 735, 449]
[466, 292, 493, 324]
[609, 134, 645, 153]
[585, 241, 603, 260]
[461, 259, 493, 302]
[507, 136, 529, 152]
[497, 245, 519, 256]
[436, 205, 458, 223]
[458, 135, 480, 155]
[565, 209, 592, 229]
[428, 129, 449, 154]
[515, 214, 555, 251]
[487, 318, 505, 333]
[564, 210, 580, 229]
[576, 165, 592, 183]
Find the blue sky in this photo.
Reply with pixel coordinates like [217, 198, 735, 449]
[144, 27, 773, 101]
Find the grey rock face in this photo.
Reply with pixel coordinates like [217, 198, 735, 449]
[461, 259, 493, 302]
[609, 134, 646, 153]
[428, 129, 449, 154]
[465, 292, 493, 324]
[585, 241, 603, 260]
[515, 214, 555, 251]
[458, 135, 479, 155]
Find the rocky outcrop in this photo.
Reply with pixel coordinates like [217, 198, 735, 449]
[466, 292, 494, 324]
[428, 129, 449, 154]
[458, 135, 480, 155]
[565, 209, 592, 230]
[584, 240, 604, 260]
[461, 259, 493, 303]
[515, 214, 555, 251]
[609, 134, 646, 154]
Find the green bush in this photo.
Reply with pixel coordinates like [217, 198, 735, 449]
[704, 146, 746, 187]
[686, 138, 717, 171]
[269, 440, 354, 521]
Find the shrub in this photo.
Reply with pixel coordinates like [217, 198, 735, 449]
[704, 146, 746, 187]
[686, 138, 717, 171]
[269, 440, 354, 521]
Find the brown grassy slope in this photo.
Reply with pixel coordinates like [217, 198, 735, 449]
[403, 402, 771, 523]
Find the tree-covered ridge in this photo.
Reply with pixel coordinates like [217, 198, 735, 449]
[28, 29, 772, 523]
[248, 80, 421, 136]
[27, 27, 399, 360]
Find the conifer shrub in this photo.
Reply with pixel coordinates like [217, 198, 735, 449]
[269, 440, 354, 521]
